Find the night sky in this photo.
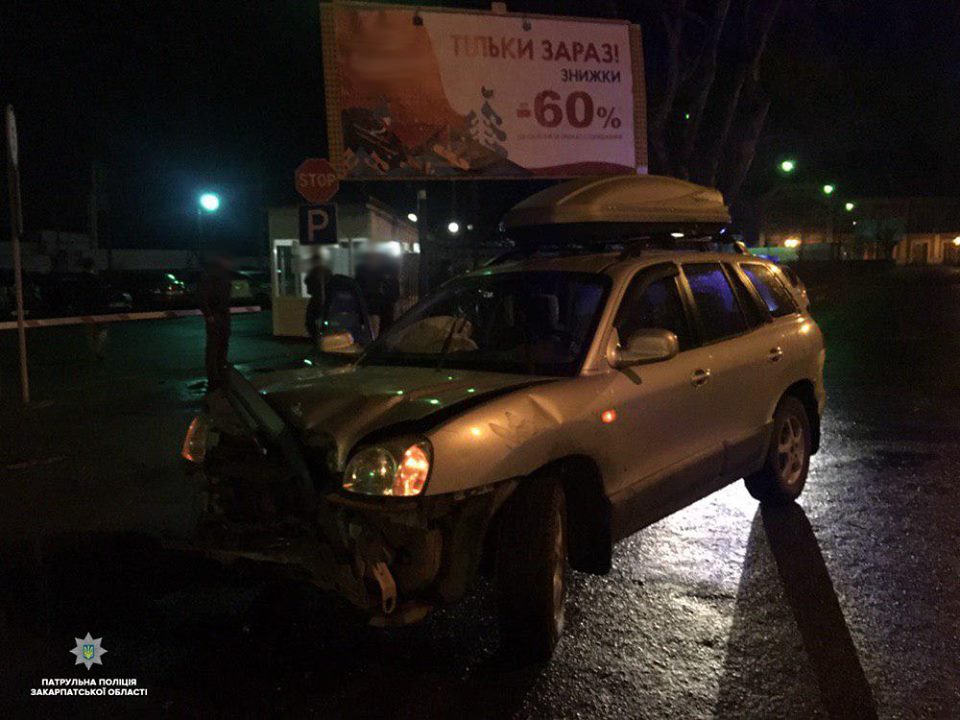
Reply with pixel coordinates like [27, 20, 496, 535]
[4, 1, 959, 254]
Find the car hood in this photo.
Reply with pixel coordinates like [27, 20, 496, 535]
[252, 363, 553, 462]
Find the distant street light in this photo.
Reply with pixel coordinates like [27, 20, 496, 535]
[779, 159, 797, 174]
[952, 236, 960, 247]
[197, 192, 221, 256]
[407, 212, 418, 223]
[845, 202, 856, 212]
[822, 184, 836, 195]
[448, 221, 460, 234]
[784, 237, 801, 249]
[199, 192, 221, 212]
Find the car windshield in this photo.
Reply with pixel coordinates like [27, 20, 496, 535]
[360, 271, 610, 376]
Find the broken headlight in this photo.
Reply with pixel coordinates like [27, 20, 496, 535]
[342, 439, 432, 497]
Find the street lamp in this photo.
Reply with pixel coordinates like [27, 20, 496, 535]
[845, 202, 856, 212]
[448, 221, 460, 235]
[197, 192, 221, 256]
[407, 212, 418, 223]
[199, 192, 221, 212]
[779, 159, 797, 174]
[822, 184, 836, 195]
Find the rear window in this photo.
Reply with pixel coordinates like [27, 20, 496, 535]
[742, 263, 797, 318]
[683, 263, 748, 342]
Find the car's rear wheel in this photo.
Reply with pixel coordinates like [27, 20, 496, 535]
[496, 476, 567, 662]
[745, 395, 811, 504]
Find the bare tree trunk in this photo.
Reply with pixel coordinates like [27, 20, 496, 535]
[646, 0, 687, 175]
[676, 0, 733, 179]
[700, 0, 782, 186]
[720, 96, 770, 203]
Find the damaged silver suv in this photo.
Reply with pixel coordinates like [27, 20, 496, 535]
[181, 176, 825, 659]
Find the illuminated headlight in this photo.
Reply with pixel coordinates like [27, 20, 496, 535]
[181, 415, 211, 464]
[342, 440, 432, 497]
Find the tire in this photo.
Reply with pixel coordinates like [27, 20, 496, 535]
[745, 395, 812, 505]
[495, 477, 567, 662]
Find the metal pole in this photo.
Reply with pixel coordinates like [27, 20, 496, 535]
[471, 180, 480, 270]
[416, 188, 428, 299]
[196, 207, 203, 262]
[5, 105, 29, 404]
[89, 162, 99, 256]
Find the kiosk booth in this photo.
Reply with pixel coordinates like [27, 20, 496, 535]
[267, 200, 418, 337]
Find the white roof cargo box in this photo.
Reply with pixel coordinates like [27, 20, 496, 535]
[503, 175, 731, 230]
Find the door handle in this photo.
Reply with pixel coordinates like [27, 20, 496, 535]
[768, 346, 784, 363]
[691, 368, 711, 387]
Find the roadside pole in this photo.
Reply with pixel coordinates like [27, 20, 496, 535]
[5, 105, 30, 404]
[88, 162, 99, 258]
[416, 188, 428, 299]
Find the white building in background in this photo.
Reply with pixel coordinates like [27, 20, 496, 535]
[268, 199, 418, 337]
[892, 232, 960, 265]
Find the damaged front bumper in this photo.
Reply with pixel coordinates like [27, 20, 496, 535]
[184, 462, 513, 626]
[178, 366, 513, 625]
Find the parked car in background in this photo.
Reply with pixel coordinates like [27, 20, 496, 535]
[236, 269, 272, 308]
[25, 273, 132, 317]
[184, 270, 256, 307]
[119, 271, 192, 311]
[0, 270, 43, 319]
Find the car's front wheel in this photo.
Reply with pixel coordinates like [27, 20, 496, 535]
[745, 395, 811, 504]
[496, 476, 567, 661]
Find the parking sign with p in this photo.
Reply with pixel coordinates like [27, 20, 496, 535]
[299, 203, 338, 245]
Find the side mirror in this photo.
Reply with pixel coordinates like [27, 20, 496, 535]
[611, 328, 679, 368]
[317, 331, 360, 355]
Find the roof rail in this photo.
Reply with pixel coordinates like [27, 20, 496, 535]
[486, 234, 750, 266]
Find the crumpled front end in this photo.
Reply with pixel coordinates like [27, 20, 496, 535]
[183, 386, 512, 624]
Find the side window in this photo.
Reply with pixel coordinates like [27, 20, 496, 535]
[724, 263, 767, 327]
[616, 272, 693, 351]
[683, 263, 748, 342]
[741, 263, 798, 318]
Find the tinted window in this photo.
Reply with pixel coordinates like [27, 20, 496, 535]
[616, 274, 692, 351]
[724, 263, 767, 327]
[742, 264, 797, 318]
[683, 263, 748, 342]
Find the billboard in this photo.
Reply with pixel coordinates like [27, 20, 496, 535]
[320, 3, 647, 179]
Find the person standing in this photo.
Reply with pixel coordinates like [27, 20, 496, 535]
[356, 249, 400, 337]
[304, 251, 332, 345]
[199, 254, 233, 391]
[78, 257, 108, 358]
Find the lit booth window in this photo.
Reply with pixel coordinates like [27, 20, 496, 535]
[267, 202, 419, 337]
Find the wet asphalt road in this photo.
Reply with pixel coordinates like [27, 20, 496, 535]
[1, 266, 959, 718]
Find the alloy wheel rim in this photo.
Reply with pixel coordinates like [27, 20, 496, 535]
[776, 415, 805, 486]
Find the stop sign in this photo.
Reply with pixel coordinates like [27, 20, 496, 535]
[295, 158, 339, 204]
